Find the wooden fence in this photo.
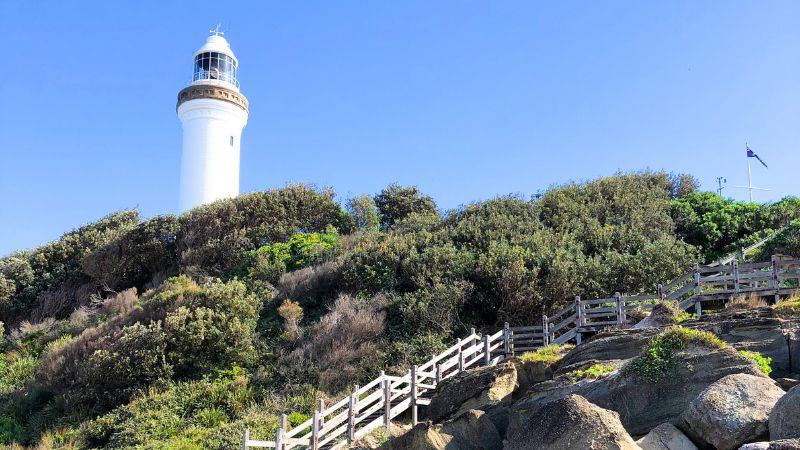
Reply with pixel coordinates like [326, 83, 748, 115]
[243, 256, 800, 450]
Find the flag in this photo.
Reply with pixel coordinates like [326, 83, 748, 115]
[747, 146, 768, 168]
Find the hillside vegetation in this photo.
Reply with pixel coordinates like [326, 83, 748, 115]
[0, 173, 798, 448]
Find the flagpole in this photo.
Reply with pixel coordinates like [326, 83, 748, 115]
[747, 157, 752, 202]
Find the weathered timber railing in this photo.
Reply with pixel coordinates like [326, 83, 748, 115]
[243, 256, 800, 450]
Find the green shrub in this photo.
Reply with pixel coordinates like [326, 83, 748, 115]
[569, 363, 615, 382]
[374, 184, 438, 230]
[0, 416, 26, 445]
[0, 354, 38, 394]
[520, 344, 574, 365]
[162, 278, 259, 377]
[622, 326, 726, 382]
[738, 350, 772, 376]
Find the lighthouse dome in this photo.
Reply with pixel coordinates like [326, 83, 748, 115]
[191, 34, 240, 90]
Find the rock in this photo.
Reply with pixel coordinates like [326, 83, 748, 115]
[426, 361, 517, 423]
[515, 359, 553, 395]
[770, 385, 800, 440]
[440, 409, 502, 450]
[739, 439, 800, 449]
[680, 373, 785, 450]
[777, 378, 799, 391]
[635, 423, 697, 450]
[688, 307, 800, 378]
[375, 423, 452, 450]
[555, 328, 658, 376]
[505, 394, 641, 450]
[558, 343, 764, 435]
[634, 302, 682, 329]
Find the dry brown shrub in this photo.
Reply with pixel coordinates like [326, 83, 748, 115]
[284, 293, 386, 394]
[276, 260, 341, 308]
[277, 299, 303, 340]
[29, 278, 98, 324]
[99, 288, 138, 317]
[726, 292, 768, 310]
[10, 318, 57, 344]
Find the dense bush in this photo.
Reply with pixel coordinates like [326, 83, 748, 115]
[0, 211, 138, 323]
[672, 192, 800, 261]
[81, 215, 180, 292]
[177, 185, 353, 276]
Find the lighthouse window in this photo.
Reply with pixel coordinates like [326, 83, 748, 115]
[230, 136, 234, 146]
[193, 52, 239, 88]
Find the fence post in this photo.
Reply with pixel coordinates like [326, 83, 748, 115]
[275, 414, 287, 450]
[383, 375, 391, 432]
[694, 263, 701, 296]
[695, 300, 702, 318]
[509, 329, 515, 356]
[733, 260, 740, 293]
[317, 399, 325, 429]
[347, 385, 358, 443]
[772, 256, 780, 303]
[541, 315, 549, 346]
[457, 338, 464, 372]
[483, 334, 491, 365]
[411, 365, 418, 425]
[503, 322, 510, 356]
[435, 363, 442, 384]
[242, 428, 249, 450]
[614, 292, 622, 326]
[657, 284, 664, 301]
[311, 412, 320, 450]
[574, 296, 582, 345]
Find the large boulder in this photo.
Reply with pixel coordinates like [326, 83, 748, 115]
[770, 385, 800, 440]
[375, 423, 452, 450]
[439, 409, 502, 450]
[634, 302, 683, 329]
[688, 307, 800, 378]
[515, 359, 554, 395]
[426, 361, 517, 423]
[681, 373, 785, 450]
[505, 394, 641, 450]
[635, 423, 697, 450]
[519, 343, 765, 435]
[739, 439, 800, 450]
[376, 410, 502, 450]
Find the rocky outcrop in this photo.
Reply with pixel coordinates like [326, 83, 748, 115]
[739, 439, 800, 450]
[635, 423, 697, 450]
[426, 362, 517, 424]
[555, 328, 658, 376]
[680, 373, 785, 450]
[505, 394, 641, 450]
[770, 385, 800, 440]
[515, 359, 553, 395]
[530, 344, 765, 435]
[688, 307, 799, 377]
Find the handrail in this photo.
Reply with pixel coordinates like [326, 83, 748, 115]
[244, 256, 800, 450]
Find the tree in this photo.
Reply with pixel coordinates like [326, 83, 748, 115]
[346, 195, 380, 232]
[374, 184, 438, 230]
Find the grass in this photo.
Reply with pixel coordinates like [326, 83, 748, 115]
[738, 350, 772, 376]
[569, 364, 615, 383]
[519, 344, 575, 365]
[774, 295, 800, 314]
[727, 293, 768, 310]
[622, 326, 726, 383]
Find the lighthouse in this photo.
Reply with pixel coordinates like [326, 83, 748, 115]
[177, 28, 249, 212]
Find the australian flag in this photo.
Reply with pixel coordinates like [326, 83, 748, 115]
[747, 146, 768, 168]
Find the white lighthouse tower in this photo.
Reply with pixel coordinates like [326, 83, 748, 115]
[177, 28, 249, 212]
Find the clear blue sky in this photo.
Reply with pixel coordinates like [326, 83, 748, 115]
[1, 1, 799, 256]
